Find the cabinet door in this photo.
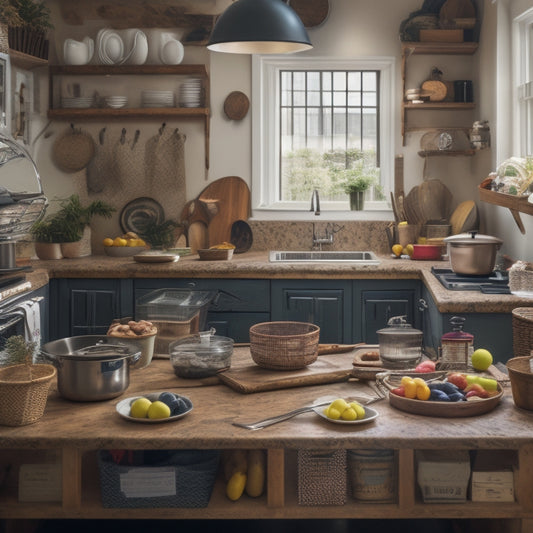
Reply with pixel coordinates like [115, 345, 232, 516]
[50, 279, 134, 339]
[271, 281, 352, 343]
[354, 280, 421, 344]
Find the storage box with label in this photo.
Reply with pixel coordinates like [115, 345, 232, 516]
[98, 449, 220, 508]
[417, 450, 471, 503]
[470, 450, 516, 502]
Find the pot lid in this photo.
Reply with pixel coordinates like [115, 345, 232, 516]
[376, 315, 422, 336]
[44, 339, 140, 360]
[444, 231, 503, 245]
[171, 328, 233, 353]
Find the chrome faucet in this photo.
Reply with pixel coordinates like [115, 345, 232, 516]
[312, 222, 344, 250]
[310, 189, 320, 216]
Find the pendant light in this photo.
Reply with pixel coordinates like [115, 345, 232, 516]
[207, 0, 312, 54]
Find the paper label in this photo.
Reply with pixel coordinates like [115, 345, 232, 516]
[119, 467, 176, 498]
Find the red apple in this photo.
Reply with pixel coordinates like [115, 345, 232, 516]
[391, 386, 405, 397]
[415, 361, 436, 373]
[447, 373, 468, 391]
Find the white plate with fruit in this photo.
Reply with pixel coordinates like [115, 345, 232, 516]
[312, 398, 379, 425]
[116, 391, 192, 423]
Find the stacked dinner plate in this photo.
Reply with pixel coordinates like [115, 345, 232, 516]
[105, 96, 128, 109]
[61, 96, 94, 109]
[178, 78, 202, 108]
[141, 90, 175, 108]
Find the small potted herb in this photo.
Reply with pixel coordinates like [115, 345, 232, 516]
[139, 219, 181, 250]
[0, 335, 56, 426]
[338, 162, 379, 211]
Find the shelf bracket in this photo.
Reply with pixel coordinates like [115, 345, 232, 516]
[510, 208, 526, 234]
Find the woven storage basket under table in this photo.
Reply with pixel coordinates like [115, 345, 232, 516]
[506, 356, 533, 411]
[249, 321, 320, 370]
[0, 364, 56, 426]
[512, 308, 533, 359]
[297, 449, 347, 506]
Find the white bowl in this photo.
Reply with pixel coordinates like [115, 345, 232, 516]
[122, 29, 148, 65]
[104, 246, 147, 257]
[160, 39, 184, 65]
[104, 33, 124, 63]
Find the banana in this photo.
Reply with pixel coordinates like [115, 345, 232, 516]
[226, 470, 247, 501]
[245, 449, 266, 498]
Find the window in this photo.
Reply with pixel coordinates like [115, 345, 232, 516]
[252, 55, 395, 218]
[514, 7, 533, 156]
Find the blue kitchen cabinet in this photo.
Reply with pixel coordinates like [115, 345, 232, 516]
[133, 279, 270, 342]
[421, 285, 513, 364]
[270, 280, 352, 343]
[49, 279, 134, 339]
[353, 280, 421, 344]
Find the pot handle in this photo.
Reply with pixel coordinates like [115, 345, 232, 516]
[128, 351, 142, 365]
[40, 351, 62, 368]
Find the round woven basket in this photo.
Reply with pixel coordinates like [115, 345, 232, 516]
[249, 321, 320, 370]
[0, 364, 56, 426]
[507, 356, 533, 411]
[512, 308, 533, 359]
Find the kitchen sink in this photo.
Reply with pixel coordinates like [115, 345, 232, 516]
[269, 250, 380, 264]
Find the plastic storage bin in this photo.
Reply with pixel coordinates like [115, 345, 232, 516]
[98, 449, 220, 508]
[136, 289, 217, 355]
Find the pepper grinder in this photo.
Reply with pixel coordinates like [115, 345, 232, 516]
[440, 316, 474, 371]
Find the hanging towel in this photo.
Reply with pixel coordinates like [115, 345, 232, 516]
[14, 299, 42, 356]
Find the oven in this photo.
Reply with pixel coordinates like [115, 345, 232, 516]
[0, 285, 46, 360]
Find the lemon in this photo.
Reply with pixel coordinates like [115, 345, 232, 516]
[405, 244, 414, 257]
[130, 397, 152, 418]
[340, 407, 357, 421]
[103, 238, 114, 247]
[471, 348, 493, 371]
[349, 401, 366, 419]
[113, 237, 127, 247]
[325, 407, 341, 420]
[147, 400, 171, 419]
[329, 398, 349, 412]
[398, 221, 408, 226]
[392, 244, 403, 257]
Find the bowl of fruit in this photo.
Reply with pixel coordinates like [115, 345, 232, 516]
[116, 391, 192, 423]
[103, 232, 148, 257]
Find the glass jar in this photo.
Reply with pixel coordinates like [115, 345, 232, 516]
[377, 316, 423, 370]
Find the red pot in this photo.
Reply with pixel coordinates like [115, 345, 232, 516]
[411, 244, 442, 261]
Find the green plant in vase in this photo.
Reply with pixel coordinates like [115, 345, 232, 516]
[139, 219, 181, 250]
[339, 162, 379, 211]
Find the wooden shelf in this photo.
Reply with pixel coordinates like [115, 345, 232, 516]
[478, 185, 533, 234]
[8, 49, 48, 70]
[401, 41, 478, 145]
[418, 149, 476, 157]
[48, 63, 210, 169]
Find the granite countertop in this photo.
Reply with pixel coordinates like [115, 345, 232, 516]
[29, 251, 533, 314]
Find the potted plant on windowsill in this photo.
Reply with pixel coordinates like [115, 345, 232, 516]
[340, 163, 379, 211]
[30, 195, 115, 259]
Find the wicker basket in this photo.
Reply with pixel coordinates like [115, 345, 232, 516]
[509, 270, 533, 294]
[0, 364, 56, 426]
[512, 308, 533, 359]
[506, 356, 533, 411]
[249, 321, 320, 370]
[297, 449, 347, 506]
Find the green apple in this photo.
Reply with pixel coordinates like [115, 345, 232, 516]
[471, 348, 493, 371]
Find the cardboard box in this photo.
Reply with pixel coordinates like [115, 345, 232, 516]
[18, 463, 62, 502]
[417, 450, 471, 503]
[470, 450, 516, 502]
[419, 29, 464, 43]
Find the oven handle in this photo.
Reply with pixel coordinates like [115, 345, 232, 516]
[0, 313, 25, 334]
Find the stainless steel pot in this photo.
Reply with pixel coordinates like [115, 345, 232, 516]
[444, 231, 503, 276]
[377, 316, 423, 370]
[41, 336, 141, 401]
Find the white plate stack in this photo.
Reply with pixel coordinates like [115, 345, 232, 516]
[61, 96, 94, 109]
[178, 78, 202, 108]
[105, 96, 128, 109]
[141, 90, 175, 108]
[96, 29, 125, 65]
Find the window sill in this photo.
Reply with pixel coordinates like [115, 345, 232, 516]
[250, 208, 395, 222]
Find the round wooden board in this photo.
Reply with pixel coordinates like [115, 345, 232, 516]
[290, 0, 330, 28]
[224, 91, 250, 121]
[388, 384, 503, 418]
[421, 80, 447, 102]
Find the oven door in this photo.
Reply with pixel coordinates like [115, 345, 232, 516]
[0, 309, 26, 354]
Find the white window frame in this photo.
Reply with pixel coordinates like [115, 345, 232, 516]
[251, 55, 395, 221]
[513, 6, 533, 157]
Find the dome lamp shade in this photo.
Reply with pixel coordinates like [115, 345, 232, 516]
[207, 0, 313, 54]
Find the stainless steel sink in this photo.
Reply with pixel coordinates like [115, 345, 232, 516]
[269, 250, 380, 264]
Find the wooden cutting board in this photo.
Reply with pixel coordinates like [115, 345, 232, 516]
[198, 176, 251, 247]
[217, 346, 356, 394]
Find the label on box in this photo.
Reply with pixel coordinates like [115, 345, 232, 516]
[421, 484, 467, 502]
[471, 483, 515, 502]
[120, 467, 176, 498]
[18, 464, 62, 502]
[472, 470, 514, 484]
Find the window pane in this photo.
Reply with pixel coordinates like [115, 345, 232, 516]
[279, 69, 380, 203]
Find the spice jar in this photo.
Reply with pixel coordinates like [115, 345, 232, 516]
[377, 316, 423, 370]
[440, 316, 474, 370]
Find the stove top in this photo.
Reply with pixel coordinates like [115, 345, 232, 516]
[432, 268, 511, 294]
